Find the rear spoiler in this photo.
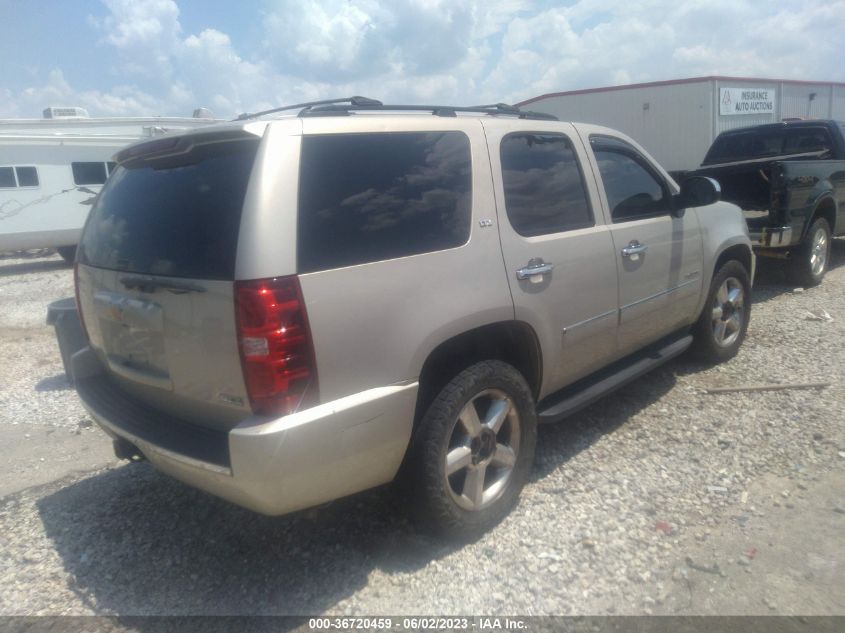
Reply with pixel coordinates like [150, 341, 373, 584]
[115, 128, 260, 165]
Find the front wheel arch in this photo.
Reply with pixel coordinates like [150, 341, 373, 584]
[712, 243, 753, 284]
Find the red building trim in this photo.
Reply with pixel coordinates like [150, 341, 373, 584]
[516, 76, 845, 107]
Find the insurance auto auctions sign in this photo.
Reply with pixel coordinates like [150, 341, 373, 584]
[719, 87, 775, 115]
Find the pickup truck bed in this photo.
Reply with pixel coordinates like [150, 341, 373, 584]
[686, 120, 845, 286]
[694, 153, 845, 246]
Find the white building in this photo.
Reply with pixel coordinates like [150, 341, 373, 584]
[0, 107, 218, 259]
[517, 76, 845, 171]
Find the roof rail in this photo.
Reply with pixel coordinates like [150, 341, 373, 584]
[302, 102, 559, 121]
[234, 97, 558, 122]
[234, 96, 383, 121]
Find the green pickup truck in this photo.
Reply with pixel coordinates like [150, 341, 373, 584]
[687, 119, 845, 286]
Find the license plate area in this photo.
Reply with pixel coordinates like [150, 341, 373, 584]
[93, 291, 172, 390]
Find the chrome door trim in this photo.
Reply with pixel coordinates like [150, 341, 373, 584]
[620, 277, 700, 313]
[562, 309, 617, 335]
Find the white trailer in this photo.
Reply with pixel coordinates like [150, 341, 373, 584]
[0, 107, 217, 261]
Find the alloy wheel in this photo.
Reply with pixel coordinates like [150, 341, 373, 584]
[710, 277, 745, 347]
[809, 226, 828, 277]
[443, 389, 520, 511]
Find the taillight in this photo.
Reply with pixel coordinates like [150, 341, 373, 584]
[234, 276, 318, 416]
[73, 263, 89, 341]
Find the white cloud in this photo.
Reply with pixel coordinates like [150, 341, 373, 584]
[8, 69, 163, 118]
[95, 0, 181, 50]
[3, 0, 845, 118]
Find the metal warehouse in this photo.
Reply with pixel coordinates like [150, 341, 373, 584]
[517, 76, 845, 171]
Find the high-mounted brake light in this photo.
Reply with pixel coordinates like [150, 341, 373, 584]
[235, 276, 318, 416]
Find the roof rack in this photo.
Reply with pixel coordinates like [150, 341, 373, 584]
[235, 97, 558, 121]
[304, 102, 558, 121]
[235, 96, 383, 121]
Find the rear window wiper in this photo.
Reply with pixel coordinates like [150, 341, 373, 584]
[120, 276, 207, 294]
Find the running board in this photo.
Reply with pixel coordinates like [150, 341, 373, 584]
[537, 334, 693, 424]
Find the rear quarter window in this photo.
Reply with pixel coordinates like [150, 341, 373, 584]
[297, 131, 472, 273]
[78, 139, 259, 280]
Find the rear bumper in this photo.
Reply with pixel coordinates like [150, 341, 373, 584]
[70, 346, 417, 515]
[750, 225, 793, 248]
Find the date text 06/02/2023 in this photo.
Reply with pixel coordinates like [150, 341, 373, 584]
[307, 617, 529, 630]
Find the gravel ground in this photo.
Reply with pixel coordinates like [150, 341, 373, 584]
[0, 252, 91, 431]
[0, 246, 843, 617]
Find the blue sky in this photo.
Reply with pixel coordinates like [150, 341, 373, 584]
[2, 0, 844, 118]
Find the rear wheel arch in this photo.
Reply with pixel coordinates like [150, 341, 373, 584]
[402, 360, 538, 538]
[411, 321, 542, 434]
[807, 196, 836, 238]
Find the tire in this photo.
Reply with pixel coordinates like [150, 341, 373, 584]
[691, 260, 751, 364]
[56, 245, 77, 265]
[792, 217, 832, 287]
[404, 360, 537, 540]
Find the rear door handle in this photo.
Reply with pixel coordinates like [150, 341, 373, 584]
[516, 258, 554, 280]
[621, 240, 648, 258]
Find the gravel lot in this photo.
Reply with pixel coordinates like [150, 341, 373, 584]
[0, 247, 843, 617]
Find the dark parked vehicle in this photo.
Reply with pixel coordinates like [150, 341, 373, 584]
[686, 120, 845, 286]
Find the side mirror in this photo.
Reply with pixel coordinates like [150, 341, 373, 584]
[673, 176, 721, 216]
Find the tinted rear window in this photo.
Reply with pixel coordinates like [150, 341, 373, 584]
[297, 132, 472, 273]
[78, 139, 259, 280]
[705, 126, 833, 164]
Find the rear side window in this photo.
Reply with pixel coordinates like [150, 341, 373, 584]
[16, 166, 39, 187]
[500, 133, 593, 236]
[78, 139, 260, 280]
[0, 166, 38, 188]
[72, 162, 108, 185]
[297, 131, 472, 273]
[0, 167, 16, 188]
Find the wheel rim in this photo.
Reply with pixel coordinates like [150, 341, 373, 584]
[809, 227, 828, 277]
[444, 388, 520, 512]
[710, 277, 745, 348]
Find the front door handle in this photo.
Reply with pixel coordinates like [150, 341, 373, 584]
[621, 240, 648, 258]
[516, 258, 554, 280]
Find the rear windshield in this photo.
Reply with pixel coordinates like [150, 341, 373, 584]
[704, 126, 833, 165]
[78, 139, 259, 280]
